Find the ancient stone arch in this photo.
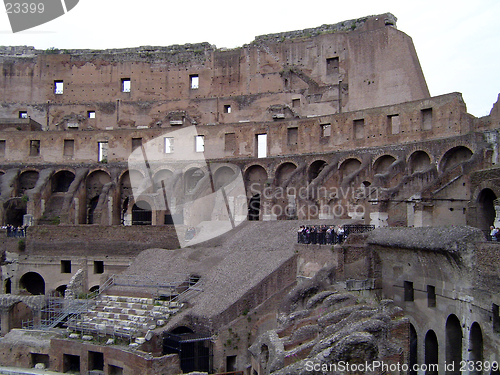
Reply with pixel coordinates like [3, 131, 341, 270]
[153, 169, 174, 191]
[213, 165, 236, 190]
[274, 162, 297, 187]
[408, 150, 432, 174]
[373, 154, 396, 175]
[51, 170, 75, 193]
[469, 322, 483, 372]
[308, 160, 327, 183]
[339, 157, 362, 180]
[445, 314, 462, 374]
[244, 165, 268, 196]
[439, 145, 473, 173]
[475, 188, 497, 231]
[424, 330, 438, 375]
[409, 323, 418, 375]
[19, 272, 45, 295]
[18, 169, 39, 196]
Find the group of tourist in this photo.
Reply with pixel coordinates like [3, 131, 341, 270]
[4, 224, 28, 238]
[297, 225, 346, 245]
[490, 226, 500, 241]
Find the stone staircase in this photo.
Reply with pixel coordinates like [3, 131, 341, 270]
[67, 294, 184, 345]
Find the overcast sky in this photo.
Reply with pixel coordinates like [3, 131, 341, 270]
[1, 0, 499, 117]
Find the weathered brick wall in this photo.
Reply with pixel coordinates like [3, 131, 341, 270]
[25, 225, 180, 255]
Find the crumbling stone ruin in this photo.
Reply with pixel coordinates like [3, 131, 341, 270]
[0, 12, 499, 375]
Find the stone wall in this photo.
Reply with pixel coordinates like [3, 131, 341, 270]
[0, 13, 429, 130]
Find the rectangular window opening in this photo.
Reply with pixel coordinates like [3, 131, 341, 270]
[109, 365, 124, 375]
[63, 139, 74, 157]
[164, 137, 174, 154]
[121, 78, 131, 93]
[321, 123, 331, 137]
[224, 133, 236, 152]
[404, 281, 414, 302]
[0, 140, 5, 157]
[98, 141, 108, 162]
[131, 137, 142, 152]
[94, 261, 104, 274]
[388, 114, 400, 135]
[224, 105, 232, 114]
[421, 108, 432, 130]
[31, 353, 49, 369]
[354, 119, 365, 139]
[63, 354, 80, 373]
[427, 285, 436, 307]
[30, 140, 40, 157]
[190, 74, 199, 89]
[61, 260, 71, 274]
[256, 133, 267, 158]
[54, 80, 64, 95]
[88, 111, 96, 119]
[88, 351, 104, 371]
[195, 135, 204, 152]
[19, 111, 28, 119]
[227, 355, 237, 372]
[287, 127, 298, 145]
[326, 57, 339, 75]
[292, 98, 300, 108]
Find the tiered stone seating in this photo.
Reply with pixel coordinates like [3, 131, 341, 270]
[67, 295, 183, 342]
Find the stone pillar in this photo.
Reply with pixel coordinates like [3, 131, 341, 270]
[108, 196, 114, 226]
[413, 203, 433, 227]
[0, 308, 11, 335]
[74, 197, 79, 224]
[494, 199, 500, 228]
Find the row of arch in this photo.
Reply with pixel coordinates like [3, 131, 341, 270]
[16, 272, 99, 296]
[411, 315, 489, 375]
[0, 144, 475, 225]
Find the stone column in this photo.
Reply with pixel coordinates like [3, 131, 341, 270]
[494, 198, 500, 228]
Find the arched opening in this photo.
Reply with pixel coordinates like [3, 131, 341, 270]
[409, 151, 431, 174]
[163, 327, 212, 374]
[87, 196, 99, 224]
[275, 162, 297, 187]
[248, 194, 260, 221]
[440, 146, 473, 173]
[18, 170, 39, 195]
[52, 170, 75, 193]
[308, 160, 327, 183]
[477, 188, 497, 231]
[339, 158, 362, 179]
[469, 322, 483, 375]
[86, 170, 111, 200]
[185, 168, 205, 193]
[154, 169, 174, 192]
[89, 285, 100, 294]
[244, 165, 267, 194]
[55, 285, 67, 297]
[19, 272, 45, 295]
[409, 324, 418, 375]
[373, 155, 396, 175]
[132, 201, 152, 225]
[213, 166, 235, 190]
[5, 278, 12, 294]
[424, 330, 439, 375]
[4, 198, 27, 227]
[446, 315, 462, 374]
